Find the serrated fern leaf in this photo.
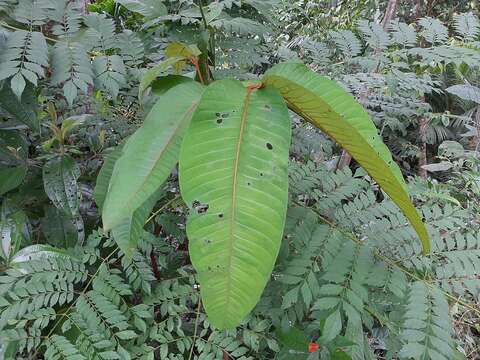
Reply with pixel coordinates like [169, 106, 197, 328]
[389, 20, 417, 47]
[45, 335, 86, 360]
[50, 0, 82, 38]
[93, 55, 126, 98]
[82, 13, 116, 51]
[211, 16, 268, 36]
[11, 0, 54, 25]
[51, 43, 94, 105]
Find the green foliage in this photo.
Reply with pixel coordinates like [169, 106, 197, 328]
[179, 80, 291, 329]
[263, 62, 430, 253]
[0, 2, 478, 359]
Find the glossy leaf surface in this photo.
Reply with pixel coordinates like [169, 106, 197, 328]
[263, 62, 430, 253]
[179, 80, 291, 329]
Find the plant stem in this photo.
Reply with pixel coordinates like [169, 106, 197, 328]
[188, 299, 202, 360]
[197, 0, 208, 30]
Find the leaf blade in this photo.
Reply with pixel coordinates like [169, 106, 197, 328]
[102, 82, 204, 231]
[179, 80, 291, 329]
[263, 62, 430, 254]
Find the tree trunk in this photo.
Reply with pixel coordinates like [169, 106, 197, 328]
[381, 0, 398, 29]
[413, 0, 424, 19]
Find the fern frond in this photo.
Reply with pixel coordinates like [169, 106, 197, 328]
[0, 279, 75, 329]
[92, 55, 126, 98]
[51, 42, 93, 105]
[116, 30, 145, 68]
[290, 124, 333, 160]
[418, 17, 448, 45]
[82, 13, 116, 51]
[212, 16, 267, 36]
[45, 335, 86, 360]
[121, 251, 155, 295]
[453, 12, 480, 42]
[328, 29, 362, 58]
[301, 39, 331, 65]
[11, 0, 54, 25]
[357, 20, 391, 50]
[389, 20, 417, 47]
[50, 0, 83, 38]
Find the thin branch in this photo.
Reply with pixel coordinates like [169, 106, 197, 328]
[188, 299, 202, 360]
[197, 0, 208, 30]
[144, 194, 180, 225]
[295, 201, 480, 317]
[0, 21, 58, 43]
[35, 247, 119, 356]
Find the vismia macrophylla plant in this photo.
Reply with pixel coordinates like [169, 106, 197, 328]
[100, 59, 430, 330]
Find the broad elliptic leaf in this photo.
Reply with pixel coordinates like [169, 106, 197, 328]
[43, 156, 84, 244]
[0, 82, 39, 131]
[95, 145, 160, 258]
[446, 84, 480, 104]
[0, 165, 27, 195]
[11, 244, 74, 263]
[102, 82, 204, 231]
[263, 62, 430, 254]
[43, 156, 81, 218]
[0, 201, 29, 263]
[42, 207, 79, 248]
[151, 75, 194, 97]
[111, 190, 161, 259]
[116, 0, 167, 19]
[179, 80, 291, 329]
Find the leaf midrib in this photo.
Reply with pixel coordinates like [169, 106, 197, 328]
[224, 86, 256, 320]
[264, 74, 429, 253]
[105, 101, 198, 230]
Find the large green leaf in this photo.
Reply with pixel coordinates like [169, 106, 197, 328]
[0, 201, 29, 264]
[96, 145, 161, 258]
[43, 156, 84, 244]
[102, 82, 204, 231]
[179, 80, 292, 329]
[0, 82, 38, 131]
[111, 190, 161, 259]
[0, 166, 27, 195]
[43, 156, 81, 219]
[138, 56, 186, 102]
[263, 62, 430, 254]
[41, 207, 79, 248]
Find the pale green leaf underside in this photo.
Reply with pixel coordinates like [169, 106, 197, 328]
[263, 62, 429, 254]
[94, 145, 123, 211]
[95, 144, 159, 258]
[179, 80, 291, 329]
[102, 82, 204, 231]
[111, 190, 161, 259]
